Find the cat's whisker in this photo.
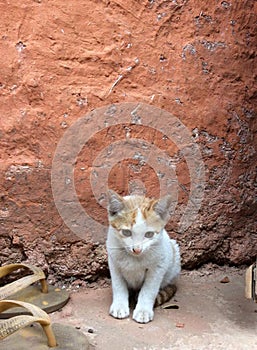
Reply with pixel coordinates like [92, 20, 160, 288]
[106, 245, 127, 250]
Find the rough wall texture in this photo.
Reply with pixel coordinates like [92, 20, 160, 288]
[0, 0, 256, 282]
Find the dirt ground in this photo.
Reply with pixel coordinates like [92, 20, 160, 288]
[51, 266, 257, 350]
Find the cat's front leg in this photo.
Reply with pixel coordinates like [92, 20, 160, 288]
[133, 304, 154, 323]
[132, 269, 164, 323]
[109, 257, 129, 319]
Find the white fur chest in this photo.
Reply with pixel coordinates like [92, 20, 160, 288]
[120, 254, 148, 289]
[109, 247, 160, 290]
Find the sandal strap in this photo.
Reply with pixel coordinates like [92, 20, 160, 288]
[0, 300, 57, 347]
[0, 264, 48, 300]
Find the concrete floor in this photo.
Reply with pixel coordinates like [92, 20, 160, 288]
[51, 266, 257, 350]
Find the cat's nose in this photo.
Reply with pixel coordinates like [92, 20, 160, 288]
[132, 247, 142, 255]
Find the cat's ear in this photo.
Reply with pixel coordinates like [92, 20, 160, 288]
[107, 190, 125, 216]
[153, 195, 172, 221]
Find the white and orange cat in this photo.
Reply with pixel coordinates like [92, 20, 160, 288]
[106, 190, 181, 323]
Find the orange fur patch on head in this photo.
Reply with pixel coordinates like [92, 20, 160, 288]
[108, 196, 140, 230]
[108, 195, 168, 232]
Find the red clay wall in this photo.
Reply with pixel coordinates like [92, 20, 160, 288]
[0, 1, 256, 283]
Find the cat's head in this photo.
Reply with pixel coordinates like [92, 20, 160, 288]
[107, 190, 173, 256]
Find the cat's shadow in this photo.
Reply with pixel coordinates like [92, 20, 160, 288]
[128, 289, 139, 309]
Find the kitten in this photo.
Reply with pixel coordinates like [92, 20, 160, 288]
[106, 190, 181, 324]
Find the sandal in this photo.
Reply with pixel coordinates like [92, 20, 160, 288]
[0, 300, 89, 349]
[0, 264, 69, 318]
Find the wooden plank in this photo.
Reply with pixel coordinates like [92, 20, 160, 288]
[245, 264, 253, 299]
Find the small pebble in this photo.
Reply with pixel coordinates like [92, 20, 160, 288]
[220, 276, 230, 283]
[176, 322, 185, 328]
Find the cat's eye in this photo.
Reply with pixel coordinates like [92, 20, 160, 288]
[121, 229, 132, 237]
[145, 231, 155, 238]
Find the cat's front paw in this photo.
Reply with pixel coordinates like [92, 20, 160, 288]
[132, 307, 154, 323]
[109, 302, 129, 319]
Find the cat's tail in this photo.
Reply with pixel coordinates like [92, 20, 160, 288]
[154, 284, 177, 307]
